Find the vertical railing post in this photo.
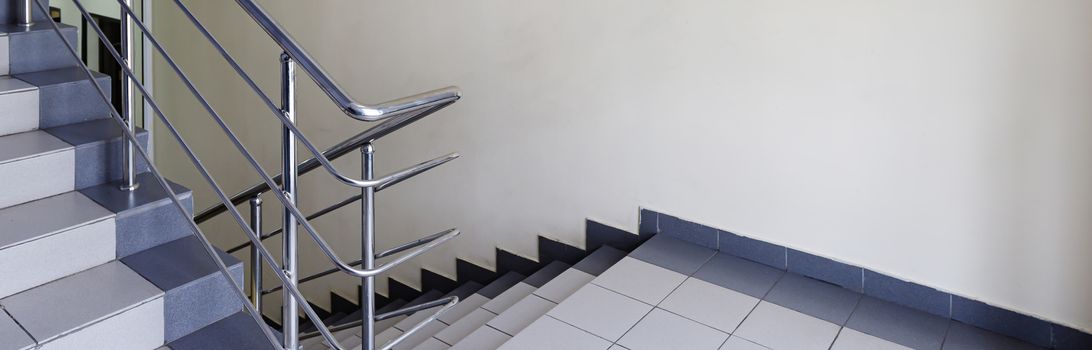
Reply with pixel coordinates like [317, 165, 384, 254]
[280, 52, 299, 349]
[360, 143, 376, 350]
[15, 0, 32, 26]
[248, 195, 263, 311]
[118, 0, 139, 191]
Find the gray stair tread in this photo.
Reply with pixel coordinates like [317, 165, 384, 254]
[0, 191, 112, 249]
[481, 282, 535, 314]
[0, 76, 35, 94]
[45, 118, 146, 148]
[11, 66, 107, 87]
[523, 261, 570, 288]
[0, 130, 71, 165]
[486, 294, 556, 336]
[445, 281, 484, 301]
[573, 245, 627, 276]
[451, 325, 510, 350]
[434, 308, 496, 345]
[0, 310, 34, 350]
[79, 172, 192, 215]
[437, 294, 490, 325]
[167, 312, 279, 350]
[120, 235, 241, 291]
[0, 261, 163, 343]
[0, 22, 76, 36]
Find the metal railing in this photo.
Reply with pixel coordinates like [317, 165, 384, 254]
[29, 0, 464, 348]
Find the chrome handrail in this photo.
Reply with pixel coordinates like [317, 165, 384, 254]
[193, 101, 455, 224]
[233, 0, 458, 121]
[112, 0, 460, 279]
[30, 0, 304, 347]
[96, 1, 461, 348]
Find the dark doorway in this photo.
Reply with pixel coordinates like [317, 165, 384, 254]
[82, 14, 123, 113]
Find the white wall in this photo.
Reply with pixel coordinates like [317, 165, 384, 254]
[151, 0, 1092, 331]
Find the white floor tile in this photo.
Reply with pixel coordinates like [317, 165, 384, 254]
[617, 309, 728, 350]
[659, 278, 760, 333]
[547, 284, 653, 341]
[831, 328, 912, 350]
[720, 336, 769, 350]
[734, 302, 840, 350]
[499, 316, 612, 350]
[413, 337, 450, 350]
[592, 257, 687, 305]
[438, 294, 489, 325]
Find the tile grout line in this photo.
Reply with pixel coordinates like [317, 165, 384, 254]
[545, 314, 616, 345]
[605, 252, 711, 348]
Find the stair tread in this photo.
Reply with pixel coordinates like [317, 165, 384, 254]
[573, 245, 626, 276]
[0, 261, 163, 343]
[45, 118, 146, 149]
[0, 76, 35, 94]
[120, 235, 241, 291]
[0, 309, 34, 350]
[167, 312, 279, 350]
[0, 22, 76, 36]
[12, 66, 107, 87]
[0, 129, 71, 165]
[0, 191, 112, 250]
[79, 172, 192, 216]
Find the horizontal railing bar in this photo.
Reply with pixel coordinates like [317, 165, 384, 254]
[233, 0, 459, 121]
[375, 230, 453, 259]
[225, 194, 362, 254]
[193, 101, 454, 224]
[260, 228, 454, 295]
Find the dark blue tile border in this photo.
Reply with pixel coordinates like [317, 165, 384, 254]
[787, 248, 863, 292]
[657, 212, 718, 249]
[863, 270, 950, 318]
[952, 296, 1053, 347]
[719, 230, 787, 269]
[638, 207, 1092, 347]
[1053, 323, 1092, 350]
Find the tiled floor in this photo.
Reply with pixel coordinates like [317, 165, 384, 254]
[526, 235, 1046, 350]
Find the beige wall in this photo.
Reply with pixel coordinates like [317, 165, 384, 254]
[152, 0, 1092, 331]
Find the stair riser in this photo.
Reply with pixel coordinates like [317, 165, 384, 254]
[114, 193, 194, 258]
[0, 88, 38, 137]
[163, 265, 243, 342]
[0, 150, 74, 208]
[30, 73, 112, 129]
[37, 297, 164, 350]
[7, 26, 77, 75]
[70, 130, 150, 189]
[0, 218, 115, 299]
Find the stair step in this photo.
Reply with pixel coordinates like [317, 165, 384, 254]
[1, 22, 78, 75]
[80, 172, 195, 257]
[0, 261, 164, 349]
[0, 192, 114, 298]
[13, 66, 111, 129]
[0, 0, 53, 25]
[166, 312, 280, 350]
[432, 272, 524, 345]
[0, 76, 38, 136]
[46, 118, 150, 189]
[121, 235, 244, 342]
[0, 307, 34, 350]
[0, 130, 74, 209]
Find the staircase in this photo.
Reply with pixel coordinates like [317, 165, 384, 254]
[0, 1, 253, 349]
